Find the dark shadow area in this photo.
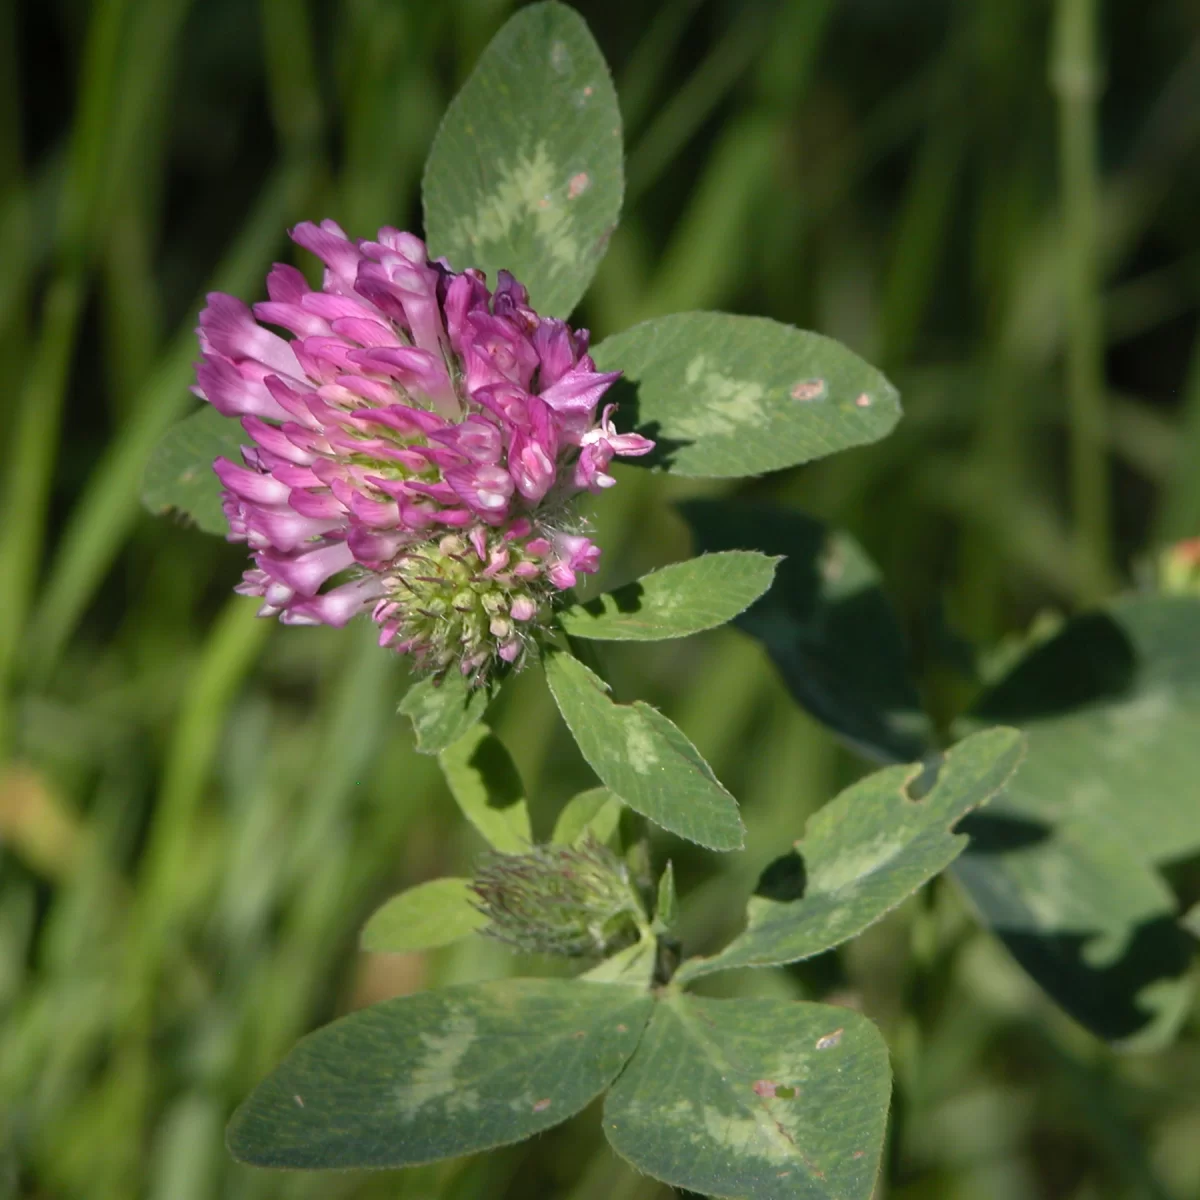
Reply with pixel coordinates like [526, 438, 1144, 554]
[753, 850, 807, 903]
[467, 734, 525, 811]
[1160, 848, 1200, 916]
[997, 916, 1193, 1042]
[973, 612, 1138, 722]
[606, 375, 692, 470]
[577, 579, 645, 616]
[903, 753, 943, 802]
[688, 507, 1183, 1046]
[679, 498, 932, 763]
[958, 811, 1051, 853]
[952, 608, 1192, 1043]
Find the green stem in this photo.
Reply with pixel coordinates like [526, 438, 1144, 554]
[1052, 0, 1114, 600]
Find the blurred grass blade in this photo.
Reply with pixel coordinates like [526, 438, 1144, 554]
[1052, 0, 1113, 598]
[259, 0, 323, 154]
[0, 0, 152, 748]
[0, 275, 85, 752]
[624, 8, 768, 203]
[28, 159, 313, 676]
[135, 596, 272, 948]
[634, 114, 778, 320]
[616, 0, 702, 134]
[1154, 332, 1200, 544]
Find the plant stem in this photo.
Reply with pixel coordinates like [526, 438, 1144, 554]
[1052, 0, 1114, 601]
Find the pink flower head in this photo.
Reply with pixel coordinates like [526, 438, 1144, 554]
[194, 221, 654, 683]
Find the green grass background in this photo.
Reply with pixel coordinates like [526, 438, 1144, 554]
[2, 0, 1199, 1196]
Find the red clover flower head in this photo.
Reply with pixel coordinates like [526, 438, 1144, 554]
[194, 221, 654, 684]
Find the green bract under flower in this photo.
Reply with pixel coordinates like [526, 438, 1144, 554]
[382, 526, 562, 680]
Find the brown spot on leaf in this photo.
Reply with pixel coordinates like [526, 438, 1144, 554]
[790, 379, 826, 401]
[855, 393, 871, 408]
[568, 172, 590, 199]
[533, 1097, 552, 1112]
[815, 1028, 844, 1050]
[753, 1079, 798, 1099]
[853, 1150, 866, 1160]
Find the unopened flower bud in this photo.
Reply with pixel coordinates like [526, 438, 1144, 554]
[470, 839, 645, 957]
[1158, 537, 1200, 595]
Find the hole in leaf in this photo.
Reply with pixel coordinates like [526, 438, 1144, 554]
[904, 753, 944, 802]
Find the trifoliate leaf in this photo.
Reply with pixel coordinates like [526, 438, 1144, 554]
[592, 313, 900, 478]
[360, 879, 486, 953]
[677, 728, 1024, 981]
[423, 2, 622, 317]
[141, 406, 248, 535]
[399, 673, 491, 756]
[954, 595, 1200, 1048]
[228, 979, 652, 1168]
[604, 992, 890, 1200]
[438, 723, 531, 853]
[544, 649, 744, 851]
[681, 499, 930, 763]
[558, 551, 779, 641]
